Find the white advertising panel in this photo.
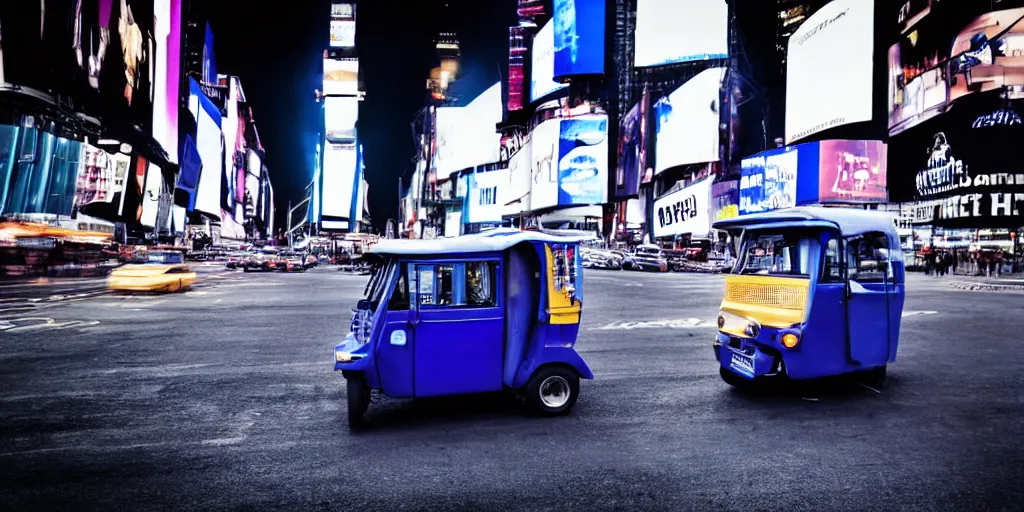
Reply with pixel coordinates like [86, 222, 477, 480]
[322, 143, 357, 219]
[140, 163, 163, 229]
[530, 118, 561, 210]
[502, 140, 532, 214]
[433, 83, 502, 176]
[325, 96, 358, 143]
[467, 168, 510, 224]
[653, 67, 724, 173]
[330, 19, 356, 47]
[323, 59, 359, 96]
[194, 102, 223, 219]
[652, 176, 713, 239]
[531, 22, 569, 103]
[444, 211, 462, 238]
[635, 0, 728, 68]
[785, 0, 875, 144]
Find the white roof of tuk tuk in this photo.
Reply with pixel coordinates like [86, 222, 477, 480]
[712, 207, 898, 238]
[368, 229, 581, 257]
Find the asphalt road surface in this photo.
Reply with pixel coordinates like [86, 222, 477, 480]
[2, 266, 1023, 511]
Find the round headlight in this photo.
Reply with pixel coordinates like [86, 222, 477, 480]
[781, 333, 800, 349]
[717, 316, 726, 329]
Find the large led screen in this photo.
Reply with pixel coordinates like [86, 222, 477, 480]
[889, 6, 1024, 136]
[634, 0, 728, 68]
[433, 83, 503, 176]
[140, 163, 163, 229]
[614, 101, 642, 200]
[321, 143, 357, 219]
[817, 140, 888, 203]
[191, 81, 224, 219]
[531, 22, 569, 103]
[531, 115, 609, 210]
[466, 168, 510, 224]
[323, 59, 359, 96]
[325, 97, 359, 144]
[740, 146, 799, 215]
[330, 20, 356, 48]
[711, 179, 739, 222]
[785, 0, 875, 144]
[503, 140, 532, 213]
[553, 0, 605, 79]
[531, 119, 562, 209]
[653, 67, 725, 174]
[152, 0, 181, 164]
[652, 176, 713, 239]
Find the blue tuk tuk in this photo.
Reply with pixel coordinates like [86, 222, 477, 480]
[334, 229, 592, 427]
[710, 207, 905, 387]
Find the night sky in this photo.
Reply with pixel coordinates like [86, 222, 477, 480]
[201, 0, 516, 232]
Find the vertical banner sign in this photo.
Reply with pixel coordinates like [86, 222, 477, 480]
[553, 0, 606, 80]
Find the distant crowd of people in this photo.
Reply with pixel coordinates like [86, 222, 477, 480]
[920, 247, 1012, 277]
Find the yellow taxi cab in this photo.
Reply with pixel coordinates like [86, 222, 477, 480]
[107, 250, 196, 293]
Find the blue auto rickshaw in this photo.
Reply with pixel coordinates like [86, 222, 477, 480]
[710, 207, 905, 387]
[334, 229, 592, 427]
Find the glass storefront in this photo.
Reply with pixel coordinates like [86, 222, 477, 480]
[0, 123, 83, 218]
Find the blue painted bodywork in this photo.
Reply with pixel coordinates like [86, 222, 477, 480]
[334, 237, 592, 397]
[712, 210, 906, 381]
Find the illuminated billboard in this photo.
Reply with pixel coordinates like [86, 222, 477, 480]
[325, 96, 359, 144]
[553, 0, 605, 79]
[433, 83, 502, 176]
[190, 79, 224, 219]
[635, 0, 728, 68]
[817, 140, 888, 204]
[653, 67, 725, 173]
[740, 146, 799, 215]
[323, 59, 359, 96]
[152, 0, 182, 164]
[614, 101, 642, 200]
[531, 115, 609, 210]
[322, 143, 358, 220]
[531, 22, 569, 103]
[330, 20, 356, 48]
[652, 176, 713, 239]
[889, 6, 1024, 136]
[786, 0, 875, 144]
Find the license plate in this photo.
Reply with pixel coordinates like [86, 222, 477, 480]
[730, 353, 755, 375]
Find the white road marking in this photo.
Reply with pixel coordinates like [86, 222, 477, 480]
[594, 318, 711, 330]
[902, 310, 938, 317]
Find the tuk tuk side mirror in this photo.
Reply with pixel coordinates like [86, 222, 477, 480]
[357, 299, 370, 310]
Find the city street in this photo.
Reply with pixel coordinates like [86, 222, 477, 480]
[2, 268, 1023, 511]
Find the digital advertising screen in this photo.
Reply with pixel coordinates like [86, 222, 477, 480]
[504, 139, 533, 211]
[140, 163, 163, 229]
[785, 0, 875, 144]
[330, 19, 356, 48]
[531, 22, 569, 103]
[740, 146, 799, 215]
[323, 59, 359, 96]
[711, 179, 739, 222]
[325, 96, 359, 144]
[321, 143, 357, 220]
[817, 140, 888, 204]
[530, 119, 562, 209]
[553, 0, 605, 79]
[888, 6, 1024, 136]
[152, 0, 182, 164]
[433, 83, 503, 176]
[653, 67, 725, 174]
[245, 151, 261, 218]
[191, 81, 224, 219]
[652, 176, 713, 239]
[888, 93, 1024, 227]
[466, 168, 510, 224]
[634, 0, 728, 68]
[614, 101, 642, 200]
[557, 114, 609, 207]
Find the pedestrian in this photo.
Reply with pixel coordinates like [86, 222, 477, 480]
[944, 252, 954, 277]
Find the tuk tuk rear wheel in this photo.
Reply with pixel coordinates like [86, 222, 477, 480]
[526, 367, 579, 416]
[346, 377, 370, 427]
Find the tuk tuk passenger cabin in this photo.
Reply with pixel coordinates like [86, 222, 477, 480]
[711, 207, 905, 387]
[334, 229, 592, 427]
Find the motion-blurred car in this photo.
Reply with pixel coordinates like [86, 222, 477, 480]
[626, 244, 668, 272]
[107, 250, 195, 293]
[243, 247, 280, 272]
[225, 251, 247, 269]
[279, 252, 307, 272]
[581, 247, 623, 270]
[304, 254, 319, 268]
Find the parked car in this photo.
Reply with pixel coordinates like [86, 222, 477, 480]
[304, 254, 319, 268]
[107, 250, 196, 293]
[627, 244, 669, 272]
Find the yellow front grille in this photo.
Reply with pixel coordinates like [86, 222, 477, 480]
[724, 283, 806, 310]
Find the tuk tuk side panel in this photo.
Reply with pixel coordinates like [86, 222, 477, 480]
[512, 325, 594, 389]
[542, 243, 582, 325]
[503, 244, 540, 388]
[373, 309, 414, 397]
[785, 283, 855, 379]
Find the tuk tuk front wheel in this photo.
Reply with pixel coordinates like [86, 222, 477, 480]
[719, 367, 752, 390]
[346, 377, 370, 427]
[525, 367, 579, 416]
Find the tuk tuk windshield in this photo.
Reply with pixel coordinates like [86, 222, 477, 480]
[362, 260, 394, 309]
[737, 231, 820, 278]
